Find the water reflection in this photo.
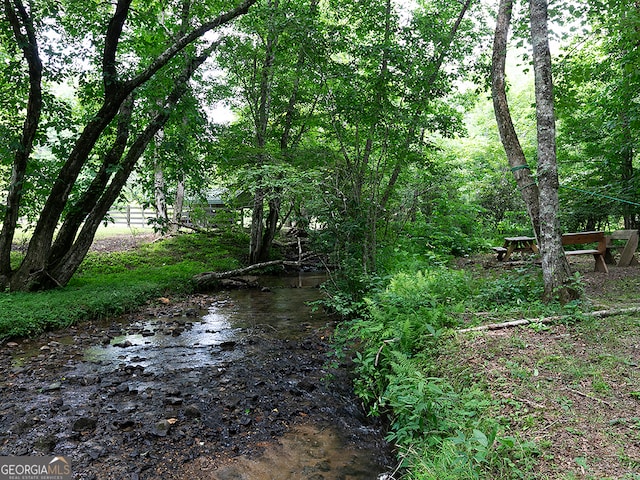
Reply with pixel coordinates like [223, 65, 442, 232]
[84, 273, 329, 372]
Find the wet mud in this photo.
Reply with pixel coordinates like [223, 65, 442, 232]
[0, 274, 393, 479]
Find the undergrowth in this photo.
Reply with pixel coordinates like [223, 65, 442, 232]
[0, 231, 247, 340]
[331, 265, 572, 479]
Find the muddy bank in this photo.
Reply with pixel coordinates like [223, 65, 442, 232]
[0, 276, 393, 479]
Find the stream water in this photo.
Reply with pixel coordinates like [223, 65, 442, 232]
[2, 273, 392, 479]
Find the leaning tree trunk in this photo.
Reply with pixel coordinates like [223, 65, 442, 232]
[0, 0, 42, 283]
[48, 97, 134, 269]
[530, 0, 576, 302]
[3, 0, 257, 291]
[491, 0, 541, 241]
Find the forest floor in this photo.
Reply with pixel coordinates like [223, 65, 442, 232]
[453, 254, 640, 479]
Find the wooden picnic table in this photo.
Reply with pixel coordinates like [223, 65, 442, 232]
[604, 229, 639, 267]
[495, 236, 539, 261]
[562, 231, 608, 273]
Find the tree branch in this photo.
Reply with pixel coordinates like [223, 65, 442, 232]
[457, 306, 640, 333]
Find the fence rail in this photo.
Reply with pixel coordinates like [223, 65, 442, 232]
[107, 205, 163, 227]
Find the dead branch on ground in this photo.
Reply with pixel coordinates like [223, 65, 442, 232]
[457, 306, 640, 333]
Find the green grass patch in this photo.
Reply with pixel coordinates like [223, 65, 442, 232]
[0, 231, 247, 340]
[329, 253, 640, 479]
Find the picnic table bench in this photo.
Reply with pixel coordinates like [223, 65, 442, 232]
[493, 236, 538, 261]
[494, 231, 611, 273]
[561, 231, 608, 273]
[604, 229, 639, 267]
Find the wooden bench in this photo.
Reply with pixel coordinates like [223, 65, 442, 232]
[604, 229, 639, 267]
[492, 246, 508, 260]
[494, 236, 538, 261]
[562, 231, 608, 273]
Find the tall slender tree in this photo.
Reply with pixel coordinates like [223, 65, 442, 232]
[530, 0, 575, 301]
[492, 0, 576, 302]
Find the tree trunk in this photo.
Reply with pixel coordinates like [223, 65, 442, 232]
[47, 49, 211, 287]
[3, 0, 255, 291]
[154, 145, 169, 227]
[621, 141, 637, 229]
[249, 189, 266, 265]
[491, 0, 541, 240]
[172, 176, 186, 233]
[530, 0, 576, 302]
[258, 197, 281, 262]
[0, 0, 43, 283]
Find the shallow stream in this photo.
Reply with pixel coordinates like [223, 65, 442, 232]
[1, 273, 392, 479]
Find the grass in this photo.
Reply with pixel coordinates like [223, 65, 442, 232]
[450, 308, 640, 479]
[333, 256, 640, 479]
[0, 231, 247, 340]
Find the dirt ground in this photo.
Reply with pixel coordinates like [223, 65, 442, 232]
[452, 254, 640, 479]
[90, 232, 161, 253]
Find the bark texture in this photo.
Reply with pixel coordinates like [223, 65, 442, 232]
[530, 0, 576, 302]
[491, 0, 541, 240]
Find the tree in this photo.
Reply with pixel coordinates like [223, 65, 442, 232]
[0, 0, 256, 291]
[315, 0, 484, 274]
[215, 0, 323, 264]
[492, 0, 576, 302]
[530, 0, 575, 302]
[555, 0, 640, 230]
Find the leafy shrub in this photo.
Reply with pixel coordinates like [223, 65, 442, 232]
[473, 267, 545, 309]
[337, 266, 539, 479]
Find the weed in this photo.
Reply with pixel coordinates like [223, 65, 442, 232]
[557, 396, 573, 412]
[591, 374, 611, 394]
[338, 267, 540, 479]
[528, 321, 551, 332]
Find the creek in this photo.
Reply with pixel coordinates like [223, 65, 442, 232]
[1, 273, 393, 479]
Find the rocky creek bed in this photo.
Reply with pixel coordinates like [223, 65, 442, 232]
[0, 277, 394, 479]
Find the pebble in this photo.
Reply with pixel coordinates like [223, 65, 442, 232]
[73, 417, 98, 432]
[152, 419, 171, 437]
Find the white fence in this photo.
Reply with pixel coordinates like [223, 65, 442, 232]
[107, 205, 160, 227]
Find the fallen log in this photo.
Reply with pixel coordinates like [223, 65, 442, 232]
[457, 306, 640, 333]
[192, 256, 318, 290]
